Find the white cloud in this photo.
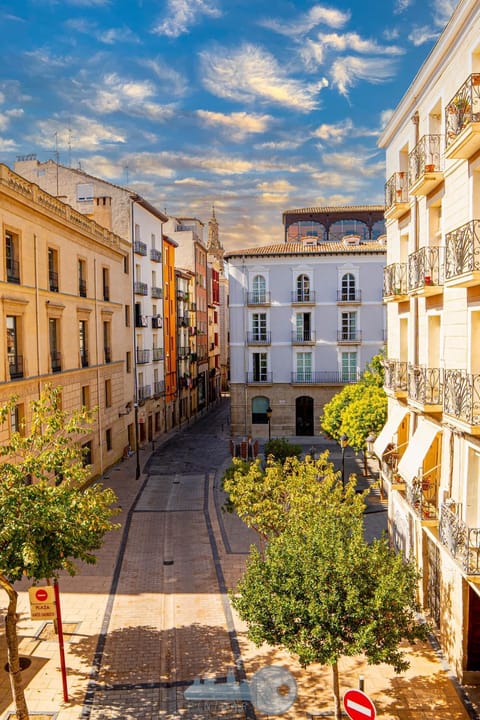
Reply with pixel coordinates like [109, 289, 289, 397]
[196, 110, 272, 141]
[64, 18, 138, 44]
[394, 0, 413, 13]
[30, 116, 126, 151]
[174, 177, 211, 186]
[24, 48, 72, 68]
[380, 109, 394, 128]
[313, 119, 353, 144]
[142, 58, 188, 97]
[330, 56, 398, 96]
[432, 0, 457, 27]
[0, 138, 18, 151]
[153, 0, 221, 38]
[200, 43, 328, 112]
[409, 0, 457, 45]
[261, 4, 350, 37]
[254, 139, 304, 150]
[408, 25, 439, 46]
[84, 73, 175, 120]
[301, 32, 403, 70]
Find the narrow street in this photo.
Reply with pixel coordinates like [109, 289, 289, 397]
[0, 398, 475, 719]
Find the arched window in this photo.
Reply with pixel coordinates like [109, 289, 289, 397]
[341, 273, 356, 301]
[252, 396, 270, 424]
[296, 274, 310, 302]
[252, 275, 266, 303]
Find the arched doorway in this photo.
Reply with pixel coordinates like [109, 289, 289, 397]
[296, 396, 314, 436]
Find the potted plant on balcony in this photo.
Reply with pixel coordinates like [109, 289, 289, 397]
[425, 164, 435, 173]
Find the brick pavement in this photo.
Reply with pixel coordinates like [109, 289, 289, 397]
[0, 402, 478, 719]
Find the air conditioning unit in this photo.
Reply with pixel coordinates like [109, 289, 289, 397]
[141, 315, 148, 327]
[152, 315, 162, 329]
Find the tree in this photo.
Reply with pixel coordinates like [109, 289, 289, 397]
[231, 465, 428, 719]
[263, 438, 302, 464]
[0, 386, 120, 720]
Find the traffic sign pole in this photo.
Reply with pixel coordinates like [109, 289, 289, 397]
[343, 688, 376, 720]
[53, 580, 69, 702]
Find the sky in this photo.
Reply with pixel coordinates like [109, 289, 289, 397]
[0, 0, 459, 251]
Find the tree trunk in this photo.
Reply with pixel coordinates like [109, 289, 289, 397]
[332, 661, 341, 720]
[0, 575, 30, 720]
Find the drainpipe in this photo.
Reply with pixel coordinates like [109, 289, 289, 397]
[33, 234, 41, 396]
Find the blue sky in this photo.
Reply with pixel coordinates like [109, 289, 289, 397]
[0, 0, 458, 250]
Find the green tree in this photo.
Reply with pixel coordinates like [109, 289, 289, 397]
[0, 386, 120, 720]
[263, 438, 302, 464]
[231, 467, 427, 719]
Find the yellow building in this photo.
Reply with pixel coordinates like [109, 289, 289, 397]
[377, 0, 480, 683]
[0, 164, 133, 478]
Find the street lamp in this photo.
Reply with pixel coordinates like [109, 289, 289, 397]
[266, 405, 273, 442]
[340, 433, 348, 488]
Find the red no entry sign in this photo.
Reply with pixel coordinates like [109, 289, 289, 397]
[343, 689, 376, 720]
[35, 588, 48, 602]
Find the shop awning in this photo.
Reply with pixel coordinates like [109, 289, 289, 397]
[397, 419, 440, 483]
[373, 405, 409, 458]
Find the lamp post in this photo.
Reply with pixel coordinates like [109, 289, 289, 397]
[134, 402, 140, 480]
[340, 433, 348, 488]
[266, 405, 273, 442]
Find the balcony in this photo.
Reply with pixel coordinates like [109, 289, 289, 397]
[49, 270, 59, 292]
[177, 314, 189, 327]
[103, 285, 110, 302]
[247, 331, 271, 345]
[8, 354, 23, 379]
[445, 220, 480, 288]
[384, 359, 408, 398]
[408, 134, 443, 195]
[246, 372, 273, 384]
[405, 470, 440, 526]
[337, 330, 361, 345]
[79, 279, 87, 297]
[247, 291, 271, 306]
[439, 502, 480, 576]
[136, 348, 150, 364]
[291, 371, 360, 385]
[383, 262, 408, 301]
[291, 290, 316, 304]
[408, 246, 444, 296]
[407, 365, 443, 412]
[443, 369, 480, 434]
[152, 315, 162, 329]
[134, 281, 148, 296]
[50, 350, 62, 373]
[337, 289, 361, 304]
[153, 346, 164, 361]
[104, 346, 111, 364]
[178, 346, 190, 358]
[150, 248, 162, 262]
[445, 74, 480, 159]
[385, 172, 409, 220]
[151, 286, 162, 299]
[138, 385, 151, 402]
[136, 314, 148, 328]
[133, 240, 147, 256]
[80, 349, 89, 368]
[153, 380, 165, 397]
[7, 259, 20, 284]
[292, 330, 316, 344]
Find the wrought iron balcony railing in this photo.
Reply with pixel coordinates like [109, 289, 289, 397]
[292, 330, 316, 343]
[407, 365, 443, 406]
[445, 220, 480, 281]
[150, 248, 162, 262]
[50, 350, 62, 373]
[134, 281, 148, 296]
[408, 134, 443, 185]
[384, 359, 408, 394]
[246, 372, 273, 384]
[445, 74, 480, 148]
[385, 171, 408, 210]
[79, 279, 87, 297]
[104, 346, 111, 364]
[8, 353, 23, 379]
[80, 349, 89, 368]
[337, 330, 362, 344]
[151, 286, 163, 299]
[439, 502, 480, 575]
[247, 331, 271, 344]
[103, 285, 110, 302]
[337, 289, 361, 303]
[153, 380, 165, 397]
[138, 385, 151, 401]
[49, 270, 59, 292]
[152, 346, 164, 361]
[136, 349, 150, 364]
[408, 246, 445, 291]
[405, 468, 439, 521]
[133, 240, 147, 256]
[383, 263, 407, 298]
[247, 291, 271, 305]
[291, 290, 316, 303]
[7, 259, 20, 284]
[291, 371, 360, 384]
[443, 369, 480, 427]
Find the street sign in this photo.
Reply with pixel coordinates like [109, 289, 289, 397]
[28, 585, 56, 620]
[343, 689, 376, 720]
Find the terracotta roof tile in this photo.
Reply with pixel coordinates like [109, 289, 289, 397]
[225, 240, 386, 259]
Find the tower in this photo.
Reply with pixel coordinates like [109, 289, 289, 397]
[206, 205, 224, 268]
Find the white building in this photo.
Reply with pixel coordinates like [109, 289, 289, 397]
[377, 0, 480, 683]
[225, 209, 386, 438]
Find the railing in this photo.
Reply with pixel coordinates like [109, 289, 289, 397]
[405, 468, 439, 520]
[152, 346, 164, 361]
[104, 346, 111, 364]
[384, 359, 408, 393]
[443, 369, 480, 426]
[138, 385, 151, 401]
[133, 240, 147, 256]
[246, 372, 273, 384]
[150, 248, 162, 262]
[291, 290, 316, 303]
[337, 289, 361, 302]
[6, 259, 20, 283]
[337, 330, 362, 343]
[8, 354, 23, 379]
[153, 380, 165, 397]
[439, 502, 480, 575]
[50, 350, 62, 373]
[79, 279, 87, 297]
[291, 371, 360, 384]
[136, 349, 150, 364]
[385, 171, 408, 209]
[103, 285, 110, 301]
[247, 331, 271, 344]
[408, 134, 443, 184]
[445, 74, 480, 148]
[80, 350, 89, 368]
[408, 246, 445, 291]
[292, 330, 316, 343]
[384, 262, 408, 297]
[407, 365, 443, 405]
[134, 281, 148, 296]
[49, 270, 59, 292]
[177, 314, 189, 326]
[178, 346, 190, 357]
[445, 220, 480, 280]
[247, 291, 271, 305]
[151, 286, 162, 299]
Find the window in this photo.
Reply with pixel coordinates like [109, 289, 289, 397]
[102, 267, 110, 301]
[77, 183, 94, 203]
[252, 396, 270, 424]
[7, 315, 23, 379]
[105, 379, 112, 408]
[341, 311, 357, 341]
[342, 352, 357, 381]
[135, 224, 141, 242]
[124, 254, 129, 275]
[79, 320, 88, 367]
[10, 403, 24, 436]
[103, 322, 111, 363]
[48, 248, 59, 292]
[49, 318, 61, 372]
[341, 273, 356, 301]
[106, 428, 112, 451]
[82, 441, 92, 467]
[125, 304, 130, 327]
[78, 259, 87, 297]
[252, 275, 266, 303]
[252, 313, 267, 341]
[296, 313, 311, 341]
[296, 352, 312, 382]
[126, 351, 132, 373]
[296, 274, 310, 301]
[81, 385, 90, 409]
[252, 352, 268, 382]
[6, 230, 20, 283]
